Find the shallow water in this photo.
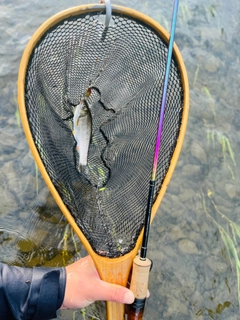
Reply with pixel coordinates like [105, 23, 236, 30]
[0, 0, 240, 319]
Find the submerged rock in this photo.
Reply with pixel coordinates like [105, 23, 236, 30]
[191, 141, 208, 165]
[225, 183, 239, 199]
[163, 296, 189, 318]
[178, 239, 200, 255]
[169, 225, 186, 242]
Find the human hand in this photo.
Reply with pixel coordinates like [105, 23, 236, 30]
[61, 255, 135, 309]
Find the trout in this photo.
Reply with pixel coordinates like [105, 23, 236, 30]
[73, 89, 92, 172]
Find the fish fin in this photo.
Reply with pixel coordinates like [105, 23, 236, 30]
[79, 164, 85, 172]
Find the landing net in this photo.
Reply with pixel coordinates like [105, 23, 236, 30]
[21, 6, 185, 258]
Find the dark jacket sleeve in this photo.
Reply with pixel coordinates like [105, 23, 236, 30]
[0, 262, 66, 320]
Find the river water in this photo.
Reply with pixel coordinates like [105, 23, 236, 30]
[0, 0, 240, 319]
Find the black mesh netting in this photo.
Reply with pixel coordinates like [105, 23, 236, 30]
[24, 9, 184, 258]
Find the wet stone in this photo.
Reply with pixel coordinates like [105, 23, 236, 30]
[162, 194, 186, 219]
[214, 194, 232, 208]
[190, 289, 205, 307]
[20, 152, 35, 170]
[225, 183, 238, 199]
[17, 238, 35, 253]
[169, 205, 185, 219]
[178, 188, 196, 203]
[169, 225, 186, 242]
[150, 249, 166, 262]
[204, 53, 223, 73]
[162, 244, 179, 260]
[19, 210, 31, 220]
[156, 226, 166, 234]
[187, 231, 202, 249]
[163, 296, 189, 318]
[0, 130, 18, 147]
[205, 255, 228, 273]
[181, 164, 202, 177]
[1, 189, 17, 210]
[191, 141, 208, 165]
[178, 239, 200, 255]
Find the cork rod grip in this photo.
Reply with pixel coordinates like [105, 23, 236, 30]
[130, 256, 151, 299]
[126, 256, 151, 319]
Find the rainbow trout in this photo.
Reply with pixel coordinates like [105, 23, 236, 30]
[73, 88, 92, 172]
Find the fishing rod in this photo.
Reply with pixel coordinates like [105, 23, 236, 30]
[127, 0, 180, 318]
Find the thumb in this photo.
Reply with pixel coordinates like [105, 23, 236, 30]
[93, 280, 135, 304]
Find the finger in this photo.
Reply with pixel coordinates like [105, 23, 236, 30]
[90, 280, 135, 304]
[146, 289, 150, 298]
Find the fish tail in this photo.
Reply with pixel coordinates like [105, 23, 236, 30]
[79, 164, 89, 175]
